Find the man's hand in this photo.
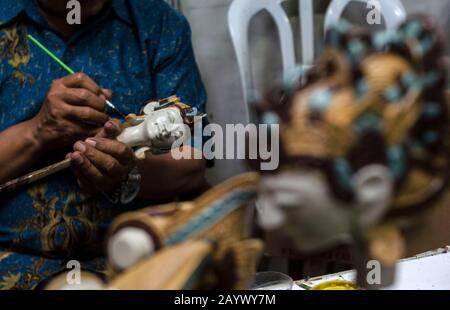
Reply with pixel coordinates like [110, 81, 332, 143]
[69, 120, 137, 195]
[29, 72, 111, 150]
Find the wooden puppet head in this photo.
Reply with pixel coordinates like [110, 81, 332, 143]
[255, 15, 450, 288]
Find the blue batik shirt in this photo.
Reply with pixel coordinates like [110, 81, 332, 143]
[0, 0, 207, 259]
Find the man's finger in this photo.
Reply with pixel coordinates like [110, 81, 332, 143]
[85, 137, 135, 165]
[96, 119, 122, 138]
[70, 151, 107, 185]
[57, 119, 102, 141]
[71, 164, 99, 195]
[75, 140, 124, 176]
[66, 105, 109, 125]
[63, 88, 106, 111]
[102, 88, 113, 100]
[61, 72, 103, 96]
[108, 118, 122, 130]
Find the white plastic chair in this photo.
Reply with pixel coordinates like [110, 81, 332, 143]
[228, 0, 406, 123]
[228, 0, 300, 123]
[324, 0, 407, 34]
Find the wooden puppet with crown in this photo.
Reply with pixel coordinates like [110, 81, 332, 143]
[254, 15, 450, 289]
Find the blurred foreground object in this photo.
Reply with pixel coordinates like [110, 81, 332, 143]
[254, 15, 450, 289]
[249, 271, 294, 290]
[297, 247, 450, 290]
[46, 173, 263, 289]
[44, 271, 105, 290]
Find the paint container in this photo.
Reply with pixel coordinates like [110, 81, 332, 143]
[310, 280, 359, 290]
[249, 272, 294, 290]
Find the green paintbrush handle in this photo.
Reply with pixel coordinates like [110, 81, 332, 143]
[28, 34, 75, 75]
[27, 34, 126, 117]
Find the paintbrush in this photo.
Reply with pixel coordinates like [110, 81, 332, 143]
[0, 158, 72, 193]
[27, 34, 127, 118]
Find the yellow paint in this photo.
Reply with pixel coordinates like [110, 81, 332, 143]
[310, 280, 359, 290]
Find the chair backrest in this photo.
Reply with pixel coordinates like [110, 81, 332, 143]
[324, 0, 406, 34]
[228, 0, 406, 123]
[228, 0, 297, 123]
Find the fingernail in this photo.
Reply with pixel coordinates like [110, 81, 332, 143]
[109, 120, 121, 131]
[74, 142, 86, 153]
[72, 153, 84, 165]
[102, 88, 112, 95]
[65, 153, 71, 159]
[105, 121, 114, 129]
[100, 94, 106, 101]
[85, 138, 97, 147]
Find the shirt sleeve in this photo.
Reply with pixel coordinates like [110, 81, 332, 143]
[151, 9, 208, 152]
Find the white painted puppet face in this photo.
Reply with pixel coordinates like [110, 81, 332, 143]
[258, 164, 393, 253]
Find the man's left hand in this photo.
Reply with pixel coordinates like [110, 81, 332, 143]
[69, 119, 137, 194]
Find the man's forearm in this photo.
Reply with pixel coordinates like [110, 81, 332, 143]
[137, 147, 207, 201]
[0, 120, 44, 183]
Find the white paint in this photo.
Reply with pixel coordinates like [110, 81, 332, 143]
[117, 102, 185, 153]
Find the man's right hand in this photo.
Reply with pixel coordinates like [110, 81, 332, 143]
[28, 72, 111, 150]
